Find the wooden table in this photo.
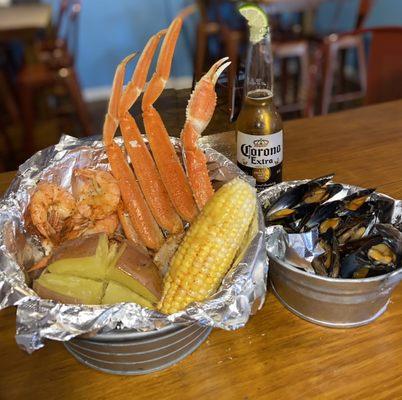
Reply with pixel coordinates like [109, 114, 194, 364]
[1, 101, 402, 399]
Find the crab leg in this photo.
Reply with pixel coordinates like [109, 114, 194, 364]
[107, 142, 164, 250]
[120, 113, 183, 233]
[103, 53, 137, 146]
[113, 29, 183, 234]
[142, 17, 198, 222]
[103, 53, 164, 250]
[117, 203, 147, 251]
[181, 58, 231, 209]
[119, 30, 166, 116]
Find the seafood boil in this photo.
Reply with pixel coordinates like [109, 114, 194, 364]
[23, 14, 259, 314]
[263, 174, 402, 279]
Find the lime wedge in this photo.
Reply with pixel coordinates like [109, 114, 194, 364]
[238, 3, 269, 43]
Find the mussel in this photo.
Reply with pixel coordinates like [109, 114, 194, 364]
[302, 200, 342, 233]
[303, 189, 375, 233]
[312, 230, 340, 278]
[265, 174, 334, 223]
[340, 224, 402, 279]
[338, 188, 375, 215]
[336, 215, 375, 245]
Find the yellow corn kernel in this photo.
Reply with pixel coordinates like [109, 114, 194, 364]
[158, 178, 256, 314]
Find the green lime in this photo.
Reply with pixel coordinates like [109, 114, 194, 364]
[238, 3, 269, 43]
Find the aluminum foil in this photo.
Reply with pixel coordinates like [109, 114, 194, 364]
[260, 179, 402, 274]
[0, 135, 267, 353]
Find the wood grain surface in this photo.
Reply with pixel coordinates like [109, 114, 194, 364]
[1, 100, 402, 400]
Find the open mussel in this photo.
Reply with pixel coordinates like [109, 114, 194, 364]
[264, 174, 334, 223]
[312, 230, 340, 278]
[336, 214, 375, 245]
[302, 200, 343, 233]
[340, 224, 402, 279]
[338, 188, 376, 215]
[303, 189, 375, 234]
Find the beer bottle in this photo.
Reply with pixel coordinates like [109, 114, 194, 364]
[236, 8, 283, 190]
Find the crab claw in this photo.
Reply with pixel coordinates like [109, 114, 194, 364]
[186, 57, 231, 134]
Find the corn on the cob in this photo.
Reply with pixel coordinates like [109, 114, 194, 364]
[158, 177, 256, 314]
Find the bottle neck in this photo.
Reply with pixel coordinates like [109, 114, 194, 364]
[244, 29, 273, 99]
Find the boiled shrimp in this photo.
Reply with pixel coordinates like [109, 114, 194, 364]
[72, 169, 120, 221]
[29, 182, 76, 244]
[62, 212, 119, 242]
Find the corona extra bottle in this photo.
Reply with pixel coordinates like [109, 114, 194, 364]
[236, 11, 283, 190]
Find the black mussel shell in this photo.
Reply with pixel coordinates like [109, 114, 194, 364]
[302, 200, 342, 232]
[265, 174, 334, 220]
[366, 196, 394, 223]
[338, 188, 376, 215]
[336, 215, 375, 245]
[265, 204, 316, 233]
[312, 230, 340, 277]
[299, 183, 343, 208]
[340, 228, 401, 278]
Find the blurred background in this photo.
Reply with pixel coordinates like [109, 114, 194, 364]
[0, 0, 401, 171]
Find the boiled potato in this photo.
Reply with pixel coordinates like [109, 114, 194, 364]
[107, 241, 163, 303]
[34, 273, 103, 304]
[33, 236, 163, 307]
[101, 281, 154, 309]
[47, 234, 109, 280]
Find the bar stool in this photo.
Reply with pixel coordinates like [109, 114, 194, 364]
[273, 40, 313, 117]
[319, 0, 374, 114]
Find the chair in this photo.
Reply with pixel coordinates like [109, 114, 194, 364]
[16, 0, 92, 157]
[321, 26, 402, 111]
[194, 0, 221, 82]
[272, 40, 312, 117]
[213, 1, 313, 120]
[319, 0, 374, 114]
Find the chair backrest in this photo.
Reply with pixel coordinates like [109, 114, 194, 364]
[55, 0, 70, 38]
[57, 0, 81, 59]
[363, 27, 402, 104]
[356, 0, 374, 28]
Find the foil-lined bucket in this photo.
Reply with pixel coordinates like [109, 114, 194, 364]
[0, 135, 267, 374]
[260, 181, 402, 328]
[64, 323, 212, 375]
[269, 256, 402, 328]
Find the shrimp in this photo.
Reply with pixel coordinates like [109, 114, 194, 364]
[72, 169, 120, 221]
[29, 182, 76, 244]
[62, 212, 119, 242]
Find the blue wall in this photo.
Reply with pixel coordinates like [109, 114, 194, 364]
[43, 0, 402, 91]
[364, 0, 402, 28]
[43, 0, 196, 89]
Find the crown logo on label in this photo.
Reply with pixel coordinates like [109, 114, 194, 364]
[253, 138, 269, 148]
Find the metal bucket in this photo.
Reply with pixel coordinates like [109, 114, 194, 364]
[269, 255, 402, 328]
[64, 323, 212, 375]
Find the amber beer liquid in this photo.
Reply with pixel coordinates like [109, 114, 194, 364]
[236, 26, 283, 190]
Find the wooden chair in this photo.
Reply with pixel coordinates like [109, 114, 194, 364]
[319, 0, 374, 114]
[321, 26, 402, 111]
[16, 0, 92, 157]
[212, 1, 313, 120]
[194, 0, 221, 82]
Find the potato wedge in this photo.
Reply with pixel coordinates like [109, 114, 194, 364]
[107, 241, 162, 303]
[47, 234, 109, 280]
[34, 273, 104, 304]
[101, 281, 154, 309]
